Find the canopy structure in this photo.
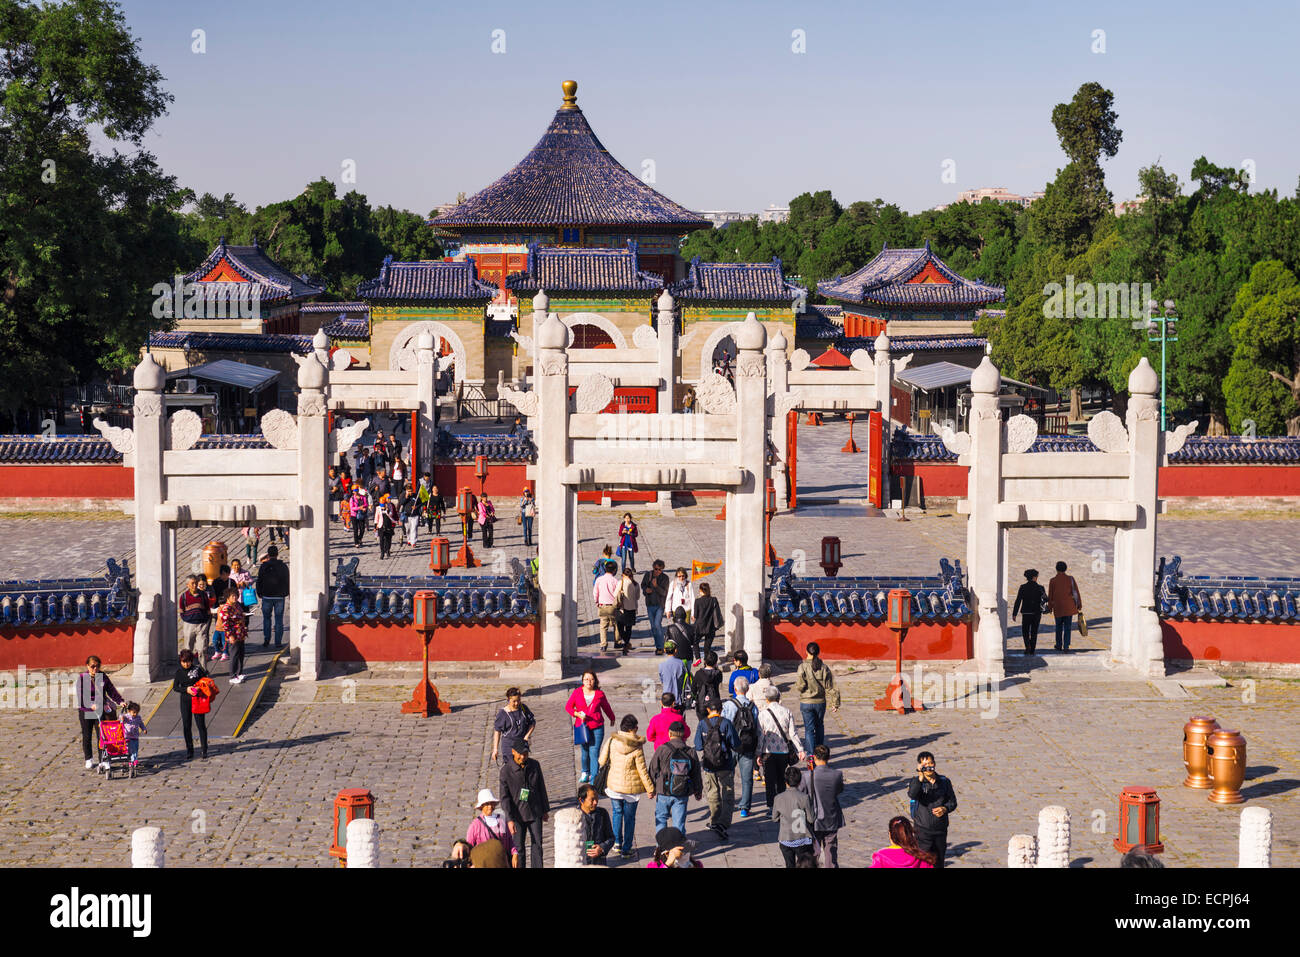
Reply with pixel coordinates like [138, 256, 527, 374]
[168, 359, 279, 392]
[897, 361, 1043, 393]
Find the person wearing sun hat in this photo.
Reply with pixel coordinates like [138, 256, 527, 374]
[465, 787, 517, 867]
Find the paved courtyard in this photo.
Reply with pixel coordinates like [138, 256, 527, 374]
[2, 484, 1298, 867]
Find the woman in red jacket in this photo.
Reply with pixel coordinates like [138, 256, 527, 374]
[566, 670, 616, 786]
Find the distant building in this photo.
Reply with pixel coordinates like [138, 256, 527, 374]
[934, 187, 1042, 212]
[698, 204, 790, 227]
[1114, 197, 1147, 216]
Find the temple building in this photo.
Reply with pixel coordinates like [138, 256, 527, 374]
[817, 241, 1003, 338]
[354, 80, 811, 400]
[166, 238, 325, 335]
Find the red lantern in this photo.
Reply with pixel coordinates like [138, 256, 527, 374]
[428, 536, 451, 575]
[413, 589, 438, 633]
[876, 588, 922, 715]
[403, 589, 450, 717]
[887, 588, 912, 631]
[456, 486, 474, 519]
[329, 788, 375, 867]
[474, 455, 489, 496]
[820, 536, 842, 577]
[1114, 787, 1163, 854]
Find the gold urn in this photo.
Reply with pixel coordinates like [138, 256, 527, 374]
[1182, 715, 1220, 789]
[1205, 729, 1247, 805]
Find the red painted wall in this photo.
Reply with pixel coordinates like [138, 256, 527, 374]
[764, 620, 973, 661]
[432, 463, 531, 497]
[0, 465, 133, 499]
[0, 622, 135, 670]
[1161, 619, 1300, 664]
[327, 619, 540, 662]
[888, 463, 1300, 499]
[890, 462, 968, 497]
[1158, 466, 1300, 497]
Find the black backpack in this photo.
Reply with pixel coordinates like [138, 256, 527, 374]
[700, 716, 731, 772]
[675, 662, 696, 712]
[694, 670, 722, 720]
[665, 746, 694, 797]
[731, 697, 758, 756]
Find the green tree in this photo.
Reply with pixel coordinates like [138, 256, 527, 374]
[1223, 260, 1300, 435]
[0, 0, 192, 417]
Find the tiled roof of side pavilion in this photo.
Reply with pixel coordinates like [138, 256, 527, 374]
[181, 239, 325, 302]
[356, 257, 499, 302]
[669, 257, 805, 302]
[818, 242, 1004, 308]
[148, 331, 313, 354]
[429, 82, 711, 232]
[505, 242, 665, 293]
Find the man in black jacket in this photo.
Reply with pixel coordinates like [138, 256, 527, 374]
[907, 750, 958, 868]
[256, 546, 290, 649]
[498, 739, 550, 868]
[577, 784, 615, 865]
[1011, 568, 1046, 656]
[647, 721, 702, 834]
[641, 560, 669, 655]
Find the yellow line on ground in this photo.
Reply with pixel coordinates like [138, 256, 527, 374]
[231, 650, 285, 738]
[144, 681, 169, 727]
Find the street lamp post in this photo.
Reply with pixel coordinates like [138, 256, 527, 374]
[1134, 299, 1178, 431]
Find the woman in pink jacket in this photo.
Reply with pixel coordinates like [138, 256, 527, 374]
[870, 816, 937, 868]
[465, 788, 517, 867]
[566, 670, 616, 786]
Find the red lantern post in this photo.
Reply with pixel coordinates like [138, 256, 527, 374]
[402, 590, 451, 717]
[764, 478, 779, 567]
[841, 413, 860, 453]
[428, 536, 451, 575]
[451, 486, 478, 568]
[1113, 787, 1163, 854]
[819, 536, 842, 577]
[874, 588, 924, 714]
[329, 788, 375, 867]
[474, 454, 489, 498]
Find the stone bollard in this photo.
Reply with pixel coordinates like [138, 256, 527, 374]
[131, 827, 164, 868]
[1238, 806, 1272, 868]
[346, 818, 380, 868]
[1007, 834, 1037, 868]
[1036, 806, 1071, 868]
[552, 807, 585, 868]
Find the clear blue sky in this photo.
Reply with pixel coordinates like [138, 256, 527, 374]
[120, 0, 1300, 215]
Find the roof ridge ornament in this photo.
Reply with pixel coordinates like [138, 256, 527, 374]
[561, 79, 578, 110]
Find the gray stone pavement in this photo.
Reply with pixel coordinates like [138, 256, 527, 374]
[2, 662, 1296, 867]
[3, 492, 1299, 868]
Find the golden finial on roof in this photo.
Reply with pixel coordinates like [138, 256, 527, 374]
[561, 80, 578, 109]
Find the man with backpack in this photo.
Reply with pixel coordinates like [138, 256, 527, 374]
[694, 699, 740, 839]
[647, 721, 702, 834]
[691, 651, 724, 721]
[723, 677, 761, 819]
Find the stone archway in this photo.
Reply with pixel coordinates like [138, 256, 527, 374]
[388, 321, 468, 381]
[560, 312, 627, 349]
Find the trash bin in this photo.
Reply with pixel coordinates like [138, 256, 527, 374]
[201, 540, 228, 585]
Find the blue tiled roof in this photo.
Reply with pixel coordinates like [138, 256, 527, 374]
[818, 242, 1004, 308]
[794, 313, 987, 353]
[1157, 556, 1300, 622]
[0, 559, 136, 626]
[181, 240, 325, 302]
[301, 301, 368, 314]
[429, 93, 710, 231]
[0, 436, 122, 463]
[1169, 436, 1300, 464]
[357, 257, 499, 302]
[148, 331, 313, 354]
[669, 257, 804, 302]
[320, 315, 371, 340]
[505, 241, 664, 293]
[766, 558, 970, 622]
[330, 559, 537, 623]
[888, 432, 1102, 461]
[435, 430, 535, 463]
[194, 435, 271, 450]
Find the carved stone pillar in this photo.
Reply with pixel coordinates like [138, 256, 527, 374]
[767, 330, 790, 513]
[655, 289, 677, 515]
[131, 355, 167, 679]
[415, 332, 437, 473]
[727, 313, 768, 662]
[294, 354, 330, 679]
[1118, 357, 1165, 676]
[535, 312, 573, 680]
[966, 357, 1005, 679]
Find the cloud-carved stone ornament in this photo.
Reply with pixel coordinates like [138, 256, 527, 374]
[261, 409, 298, 450]
[1087, 410, 1129, 453]
[695, 373, 737, 414]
